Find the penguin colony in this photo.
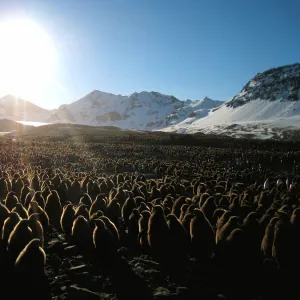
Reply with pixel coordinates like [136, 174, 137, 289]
[0, 135, 300, 300]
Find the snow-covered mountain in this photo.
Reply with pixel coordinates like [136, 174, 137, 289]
[0, 91, 222, 130]
[49, 90, 223, 130]
[163, 63, 300, 138]
[0, 95, 51, 122]
[1, 63, 300, 139]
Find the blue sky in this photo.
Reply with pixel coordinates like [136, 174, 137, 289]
[0, 0, 299, 108]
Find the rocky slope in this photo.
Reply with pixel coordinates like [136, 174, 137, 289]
[163, 63, 300, 139]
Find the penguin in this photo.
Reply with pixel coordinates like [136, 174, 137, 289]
[105, 199, 121, 224]
[0, 202, 10, 232]
[14, 238, 50, 300]
[7, 219, 33, 263]
[272, 215, 294, 269]
[166, 214, 189, 261]
[127, 208, 140, 249]
[74, 204, 90, 220]
[30, 191, 46, 209]
[121, 196, 137, 224]
[171, 196, 187, 219]
[28, 215, 44, 248]
[60, 203, 75, 239]
[190, 209, 215, 262]
[5, 192, 19, 211]
[179, 203, 189, 222]
[99, 216, 120, 244]
[28, 202, 50, 231]
[0, 177, 8, 201]
[200, 196, 217, 222]
[71, 215, 93, 253]
[79, 193, 93, 209]
[69, 179, 81, 205]
[2, 212, 22, 247]
[12, 203, 28, 219]
[20, 185, 31, 205]
[93, 219, 119, 261]
[30, 174, 40, 191]
[45, 191, 62, 228]
[89, 195, 107, 218]
[138, 210, 151, 253]
[147, 205, 170, 261]
[182, 213, 194, 238]
[261, 217, 280, 258]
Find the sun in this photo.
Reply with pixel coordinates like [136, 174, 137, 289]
[0, 17, 57, 100]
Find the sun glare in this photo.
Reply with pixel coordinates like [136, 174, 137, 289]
[0, 18, 57, 100]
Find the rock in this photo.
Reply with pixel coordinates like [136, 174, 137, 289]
[154, 287, 173, 299]
[68, 264, 89, 273]
[47, 239, 65, 256]
[64, 245, 80, 256]
[48, 253, 62, 271]
[67, 285, 102, 300]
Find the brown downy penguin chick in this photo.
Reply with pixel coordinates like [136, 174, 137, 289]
[138, 202, 150, 214]
[272, 214, 294, 269]
[30, 174, 40, 191]
[23, 191, 34, 209]
[179, 203, 189, 222]
[74, 204, 90, 220]
[89, 195, 107, 218]
[222, 228, 247, 270]
[0, 202, 10, 232]
[69, 179, 81, 205]
[261, 217, 280, 258]
[167, 214, 189, 261]
[89, 211, 104, 228]
[2, 212, 22, 247]
[171, 196, 187, 219]
[138, 210, 151, 253]
[15, 238, 45, 276]
[0, 177, 8, 201]
[12, 203, 28, 219]
[28, 202, 50, 231]
[201, 196, 216, 222]
[60, 203, 75, 239]
[105, 199, 121, 224]
[30, 191, 45, 209]
[182, 213, 194, 238]
[93, 219, 119, 261]
[11, 177, 23, 200]
[190, 209, 215, 262]
[127, 208, 140, 249]
[216, 216, 240, 245]
[211, 208, 226, 228]
[28, 215, 44, 248]
[79, 193, 93, 209]
[216, 211, 233, 237]
[71, 216, 93, 252]
[15, 238, 50, 300]
[41, 186, 51, 203]
[45, 191, 62, 228]
[7, 219, 33, 263]
[147, 205, 170, 261]
[5, 192, 19, 211]
[20, 185, 31, 205]
[99, 216, 120, 244]
[122, 196, 137, 224]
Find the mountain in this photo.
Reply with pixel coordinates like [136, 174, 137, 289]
[44, 90, 222, 130]
[0, 95, 51, 122]
[1, 63, 300, 139]
[163, 63, 300, 138]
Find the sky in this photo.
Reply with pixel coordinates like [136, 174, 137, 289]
[0, 0, 299, 109]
